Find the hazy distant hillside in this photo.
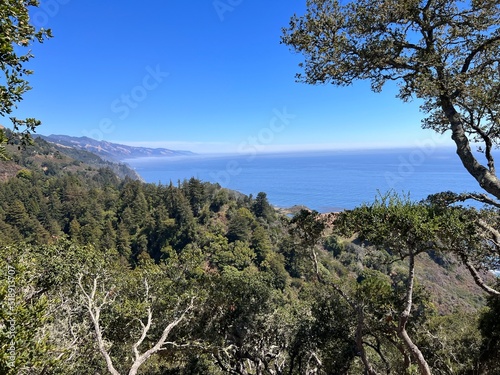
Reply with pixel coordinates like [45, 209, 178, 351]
[1, 132, 142, 181]
[38, 134, 195, 162]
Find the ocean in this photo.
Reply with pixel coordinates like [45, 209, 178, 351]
[125, 148, 486, 212]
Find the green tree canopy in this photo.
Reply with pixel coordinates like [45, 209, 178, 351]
[282, 0, 500, 201]
[0, 0, 51, 159]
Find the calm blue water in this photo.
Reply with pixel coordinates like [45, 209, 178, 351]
[125, 148, 487, 212]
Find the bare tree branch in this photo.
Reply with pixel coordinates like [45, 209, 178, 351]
[396, 251, 432, 375]
[128, 297, 194, 375]
[478, 219, 500, 249]
[77, 274, 120, 375]
[78, 274, 195, 375]
[427, 191, 500, 208]
[461, 256, 500, 297]
[460, 35, 500, 75]
[132, 279, 152, 362]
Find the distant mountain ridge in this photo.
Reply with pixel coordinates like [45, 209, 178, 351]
[0, 130, 142, 181]
[38, 134, 195, 162]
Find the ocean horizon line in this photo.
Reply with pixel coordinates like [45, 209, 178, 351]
[122, 145, 462, 163]
[124, 147, 485, 212]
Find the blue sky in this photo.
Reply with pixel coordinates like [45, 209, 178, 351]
[5, 0, 452, 154]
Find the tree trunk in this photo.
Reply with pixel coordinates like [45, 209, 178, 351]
[441, 97, 500, 200]
[397, 328, 431, 375]
[397, 251, 432, 375]
[356, 306, 379, 375]
[462, 256, 500, 296]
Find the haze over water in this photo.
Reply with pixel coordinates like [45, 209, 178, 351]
[125, 148, 485, 212]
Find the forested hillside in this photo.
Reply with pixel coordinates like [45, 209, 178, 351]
[1, 131, 141, 182]
[2, 0, 500, 373]
[1, 142, 500, 374]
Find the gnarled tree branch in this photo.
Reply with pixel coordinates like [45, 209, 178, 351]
[78, 274, 195, 375]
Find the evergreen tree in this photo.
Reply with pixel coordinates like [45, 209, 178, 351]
[186, 177, 205, 217]
[227, 207, 255, 243]
[252, 192, 274, 221]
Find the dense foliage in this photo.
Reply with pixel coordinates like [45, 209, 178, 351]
[1, 145, 499, 373]
[1, 1, 499, 372]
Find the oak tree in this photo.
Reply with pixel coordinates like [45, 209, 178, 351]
[282, 0, 500, 201]
[335, 195, 442, 375]
[0, 0, 51, 159]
